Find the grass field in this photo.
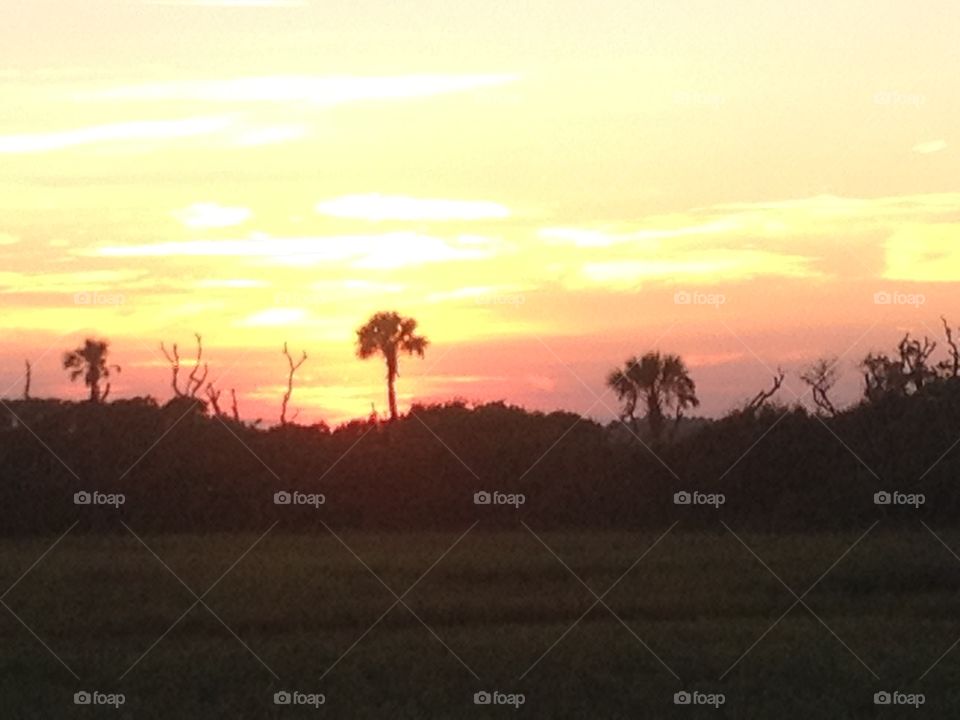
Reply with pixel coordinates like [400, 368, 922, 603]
[2, 527, 959, 718]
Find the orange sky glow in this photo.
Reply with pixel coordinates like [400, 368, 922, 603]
[1, 0, 958, 425]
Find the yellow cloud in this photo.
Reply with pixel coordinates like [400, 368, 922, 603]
[539, 220, 738, 248]
[884, 224, 960, 282]
[540, 192, 960, 291]
[0, 269, 145, 294]
[308, 279, 406, 295]
[425, 285, 529, 303]
[91, 232, 499, 268]
[316, 194, 510, 222]
[0, 116, 235, 154]
[173, 202, 252, 229]
[709, 193, 960, 221]
[0, 232, 20, 246]
[240, 307, 307, 326]
[196, 278, 269, 288]
[83, 74, 518, 105]
[579, 250, 818, 288]
[912, 140, 947, 154]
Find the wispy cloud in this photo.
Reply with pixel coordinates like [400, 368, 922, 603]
[0, 115, 235, 154]
[540, 192, 960, 289]
[545, 194, 960, 252]
[89, 232, 499, 269]
[708, 193, 960, 219]
[316, 194, 510, 222]
[173, 202, 252, 229]
[0, 269, 146, 294]
[912, 139, 947, 154]
[578, 250, 818, 288]
[425, 284, 531, 303]
[885, 224, 960, 282]
[240, 308, 307, 326]
[196, 278, 269, 289]
[82, 74, 518, 105]
[539, 220, 736, 248]
[0, 233, 20, 246]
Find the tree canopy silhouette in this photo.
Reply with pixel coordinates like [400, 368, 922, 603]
[607, 351, 699, 441]
[62, 338, 120, 403]
[4, 318, 960, 534]
[356, 311, 428, 421]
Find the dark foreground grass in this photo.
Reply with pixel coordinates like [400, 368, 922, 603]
[2, 528, 959, 718]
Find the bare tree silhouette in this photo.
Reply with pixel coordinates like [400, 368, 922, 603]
[63, 339, 120, 403]
[230, 388, 241, 422]
[356, 311, 428, 421]
[206, 383, 224, 416]
[800, 358, 840, 416]
[744, 368, 785, 414]
[862, 333, 937, 402]
[23, 360, 31, 400]
[280, 342, 307, 425]
[940, 316, 959, 378]
[606, 352, 699, 441]
[161, 333, 208, 399]
[900, 334, 937, 391]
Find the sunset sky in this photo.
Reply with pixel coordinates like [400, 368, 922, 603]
[1, 0, 958, 425]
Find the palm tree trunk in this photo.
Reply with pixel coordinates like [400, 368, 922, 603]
[386, 354, 399, 421]
[387, 372, 398, 420]
[646, 393, 663, 441]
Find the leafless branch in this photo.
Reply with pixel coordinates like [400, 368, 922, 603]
[205, 383, 223, 416]
[280, 342, 308, 425]
[161, 333, 207, 398]
[746, 368, 785, 413]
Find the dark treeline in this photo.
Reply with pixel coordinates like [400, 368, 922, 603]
[1, 369, 959, 535]
[1, 314, 959, 535]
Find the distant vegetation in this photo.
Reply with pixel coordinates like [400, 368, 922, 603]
[1, 314, 959, 534]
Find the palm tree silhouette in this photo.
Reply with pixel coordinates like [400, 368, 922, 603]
[63, 338, 120, 403]
[356, 312, 428, 421]
[607, 351, 698, 440]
